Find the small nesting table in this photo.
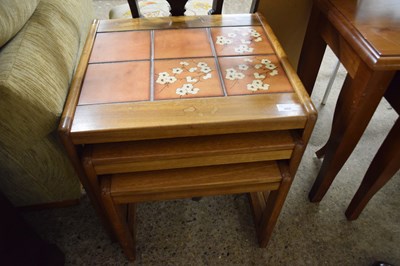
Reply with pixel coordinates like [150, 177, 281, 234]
[59, 13, 316, 261]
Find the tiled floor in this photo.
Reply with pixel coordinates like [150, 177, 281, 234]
[22, 1, 400, 265]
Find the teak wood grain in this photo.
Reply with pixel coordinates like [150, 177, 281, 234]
[108, 161, 281, 203]
[89, 131, 295, 174]
[71, 93, 307, 144]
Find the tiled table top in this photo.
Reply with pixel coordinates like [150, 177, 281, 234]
[79, 25, 293, 105]
[65, 14, 315, 144]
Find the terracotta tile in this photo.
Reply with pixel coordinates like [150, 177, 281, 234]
[218, 55, 293, 96]
[211, 26, 274, 56]
[89, 31, 151, 63]
[154, 58, 223, 100]
[79, 61, 150, 105]
[154, 29, 213, 59]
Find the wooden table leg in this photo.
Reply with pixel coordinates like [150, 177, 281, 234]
[256, 162, 292, 247]
[297, 3, 327, 96]
[82, 147, 117, 241]
[309, 65, 396, 202]
[101, 176, 136, 261]
[315, 73, 355, 159]
[345, 118, 400, 220]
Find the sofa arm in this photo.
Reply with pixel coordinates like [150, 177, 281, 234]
[0, 0, 94, 152]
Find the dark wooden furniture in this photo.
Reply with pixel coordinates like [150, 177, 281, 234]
[127, 0, 223, 18]
[126, 0, 260, 18]
[345, 73, 400, 220]
[0, 192, 65, 265]
[59, 13, 316, 261]
[297, 0, 400, 204]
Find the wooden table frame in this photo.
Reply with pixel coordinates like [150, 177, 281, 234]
[59, 13, 317, 260]
[297, 0, 400, 202]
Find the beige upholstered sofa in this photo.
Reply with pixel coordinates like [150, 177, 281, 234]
[0, 0, 93, 207]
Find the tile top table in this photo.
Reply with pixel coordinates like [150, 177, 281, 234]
[59, 13, 317, 260]
[62, 14, 315, 144]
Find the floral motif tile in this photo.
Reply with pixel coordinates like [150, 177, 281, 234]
[89, 31, 151, 63]
[154, 58, 223, 100]
[211, 26, 274, 56]
[154, 29, 213, 59]
[218, 55, 293, 96]
[79, 61, 150, 105]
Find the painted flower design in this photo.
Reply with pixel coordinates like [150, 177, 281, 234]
[238, 64, 249, 70]
[261, 59, 271, 64]
[159, 72, 169, 78]
[235, 72, 245, 79]
[187, 86, 200, 94]
[200, 66, 212, 73]
[247, 79, 270, 92]
[156, 72, 177, 85]
[234, 44, 254, 54]
[226, 72, 236, 81]
[265, 63, 277, 70]
[223, 57, 280, 93]
[172, 67, 183, 74]
[254, 72, 266, 79]
[167, 76, 177, 83]
[197, 62, 208, 68]
[247, 83, 258, 91]
[203, 73, 212, 80]
[215, 27, 264, 54]
[226, 68, 236, 74]
[157, 77, 168, 84]
[156, 60, 214, 97]
[216, 36, 233, 45]
[270, 69, 279, 76]
[186, 76, 198, 83]
[175, 83, 200, 96]
[176, 87, 187, 96]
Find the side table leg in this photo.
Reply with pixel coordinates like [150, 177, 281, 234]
[297, 3, 327, 95]
[82, 148, 117, 241]
[345, 118, 400, 220]
[101, 176, 136, 261]
[257, 162, 292, 247]
[315, 73, 352, 159]
[309, 66, 395, 202]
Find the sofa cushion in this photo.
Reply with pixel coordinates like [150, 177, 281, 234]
[0, 133, 81, 206]
[0, 0, 40, 47]
[0, 0, 93, 152]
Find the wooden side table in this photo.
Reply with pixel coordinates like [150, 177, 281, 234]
[297, 0, 400, 202]
[59, 13, 317, 261]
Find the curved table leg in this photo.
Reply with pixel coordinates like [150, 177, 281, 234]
[297, 3, 327, 96]
[309, 65, 396, 202]
[316, 74, 353, 159]
[345, 118, 400, 220]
